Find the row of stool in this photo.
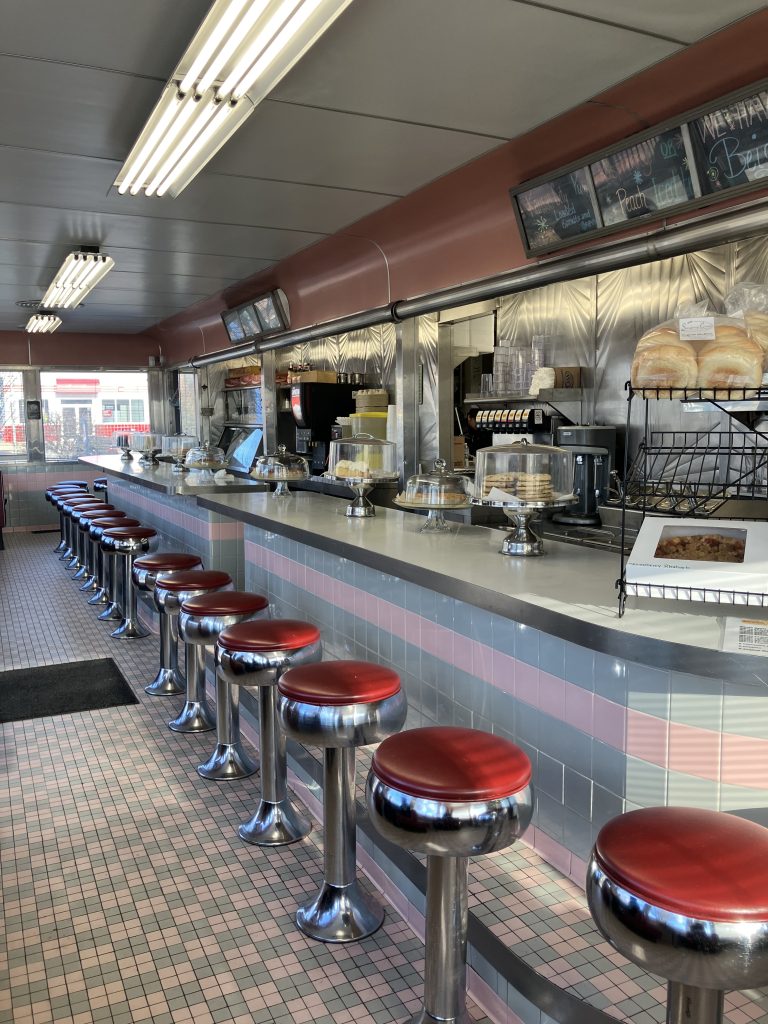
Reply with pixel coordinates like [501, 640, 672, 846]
[44, 479, 768, 1024]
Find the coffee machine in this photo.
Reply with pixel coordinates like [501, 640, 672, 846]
[553, 424, 616, 526]
[291, 382, 355, 473]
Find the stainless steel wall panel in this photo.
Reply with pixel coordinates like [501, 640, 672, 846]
[734, 235, 768, 292]
[418, 314, 439, 465]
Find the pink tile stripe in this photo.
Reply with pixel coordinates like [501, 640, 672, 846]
[110, 482, 242, 542]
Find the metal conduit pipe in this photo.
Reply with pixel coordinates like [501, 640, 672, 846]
[185, 200, 768, 368]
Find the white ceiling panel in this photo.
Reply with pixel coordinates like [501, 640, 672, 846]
[0, 148, 396, 235]
[0, 0, 210, 78]
[0, 202, 321, 262]
[531, 0, 767, 45]
[0, 56, 165, 161]
[271, 0, 679, 137]
[208, 99, 502, 196]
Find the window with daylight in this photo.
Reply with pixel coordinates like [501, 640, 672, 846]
[40, 371, 150, 460]
[0, 371, 26, 457]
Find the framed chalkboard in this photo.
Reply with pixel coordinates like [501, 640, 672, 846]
[591, 128, 695, 226]
[513, 168, 600, 254]
[222, 309, 245, 344]
[689, 89, 768, 195]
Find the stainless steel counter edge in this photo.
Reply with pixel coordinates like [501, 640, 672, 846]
[197, 491, 768, 685]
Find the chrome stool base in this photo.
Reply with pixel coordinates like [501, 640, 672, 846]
[98, 601, 122, 621]
[197, 742, 258, 781]
[238, 797, 310, 846]
[408, 1011, 470, 1024]
[110, 617, 149, 640]
[88, 587, 108, 606]
[168, 700, 215, 733]
[145, 667, 185, 696]
[296, 880, 384, 944]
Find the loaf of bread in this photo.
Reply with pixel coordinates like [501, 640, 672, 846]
[696, 325, 762, 391]
[745, 310, 768, 367]
[630, 328, 698, 393]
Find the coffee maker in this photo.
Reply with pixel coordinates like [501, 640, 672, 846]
[553, 425, 616, 526]
[291, 382, 355, 474]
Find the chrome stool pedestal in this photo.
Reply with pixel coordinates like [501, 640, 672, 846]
[132, 554, 204, 696]
[217, 620, 322, 842]
[587, 807, 768, 1024]
[59, 496, 100, 565]
[278, 660, 407, 943]
[47, 484, 87, 552]
[153, 570, 233, 733]
[177, 591, 269, 758]
[68, 501, 112, 575]
[367, 727, 533, 1024]
[75, 505, 116, 587]
[101, 527, 158, 639]
[92, 518, 140, 616]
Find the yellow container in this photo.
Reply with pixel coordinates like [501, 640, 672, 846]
[350, 412, 388, 439]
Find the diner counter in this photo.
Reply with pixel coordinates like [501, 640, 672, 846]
[78, 454, 266, 496]
[198, 488, 768, 685]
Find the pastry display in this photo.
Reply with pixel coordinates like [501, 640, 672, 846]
[396, 460, 472, 530]
[328, 435, 398, 517]
[697, 331, 762, 391]
[185, 441, 227, 472]
[653, 533, 746, 563]
[630, 329, 698, 393]
[744, 310, 768, 366]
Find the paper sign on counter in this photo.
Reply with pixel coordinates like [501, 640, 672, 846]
[678, 317, 716, 341]
[722, 617, 768, 656]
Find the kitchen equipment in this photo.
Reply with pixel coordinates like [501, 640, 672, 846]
[472, 440, 576, 555]
[554, 425, 616, 526]
[251, 444, 309, 495]
[350, 411, 388, 439]
[394, 458, 472, 532]
[162, 434, 197, 473]
[291, 382, 355, 474]
[327, 434, 399, 517]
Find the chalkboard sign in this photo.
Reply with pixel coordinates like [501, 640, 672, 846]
[591, 128, 695, 226]
[689, 89, 768, 195]
[513, 168, 599, 253]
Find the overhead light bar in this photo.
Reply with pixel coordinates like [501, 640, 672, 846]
[41, 252, 115, 310]
[26, 312, 62, 334]
[114, 0, 354, 199]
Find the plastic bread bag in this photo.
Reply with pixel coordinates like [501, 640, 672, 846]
[630, 300, 759, 397]
[724, 282, 768, 369]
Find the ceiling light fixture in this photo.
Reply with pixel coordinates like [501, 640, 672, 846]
[114, 0, 354, 199]
[26, 312, 62, 334]
[41, 251, 115, 309]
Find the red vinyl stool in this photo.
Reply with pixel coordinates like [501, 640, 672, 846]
[57, 493, 99, 561]
[100, 526, 158, 639]
[177, 591, 269, 756]
[367, 727, 533, 1024]
[72, 504, 116, 582]
[278, 660, 407, 943]
[587, 807, 768, 1024]
[152, 570, 233, 733]
[77, 508, 126, 592]
[49, 489, 89, 559]
[62, 500, 113, 572]
[47, 484, 88, 553]
[217, 620, 322, 845]
[90, 517, 141, 615]
[92, 476, 109, 497]
[132, 553, 203, 696]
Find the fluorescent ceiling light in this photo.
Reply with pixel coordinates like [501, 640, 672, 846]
[42, 252, 115, 310]
[26, 312, 62, 334]
[114, 0, 354, 199]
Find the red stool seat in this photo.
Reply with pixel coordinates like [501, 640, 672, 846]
[91, 516, 140, 528]
[594, 807, 768, 923]
[372, 726, 532, 802]
[219, 619, 320, 652]
[93, 477, 108, 485]
[134, 553, 202, 572]
[158, 569, 232, 591]
[279, 660, 400, 706]
[181, 591, 269, 617]
[102, 526, 156, 541]
[52, 480, 88, 487]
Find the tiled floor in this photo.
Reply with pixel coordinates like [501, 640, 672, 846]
[0, 533, 488, 1024]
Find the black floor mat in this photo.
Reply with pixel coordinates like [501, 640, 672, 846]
[0, 658, 139, 723]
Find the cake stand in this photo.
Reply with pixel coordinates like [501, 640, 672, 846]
[472, 494, 577, 555]
[393, 496, 470, 532]
[328, 474, 398, 517]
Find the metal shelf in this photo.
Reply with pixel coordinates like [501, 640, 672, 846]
[463, 389, 583, 405]
[224, 384, 261, 392]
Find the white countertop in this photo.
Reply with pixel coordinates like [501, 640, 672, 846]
[79, 455, 265, 497]
[198, 489, 768, 682]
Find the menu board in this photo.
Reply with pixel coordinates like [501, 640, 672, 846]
[254, 294, 284, 332]
[513, 168, 599, 253]
[688, 89, 768, 195]
[239, 304, 260, 338]
[222, 309, 245, 344]
[591, 128, 695, 226]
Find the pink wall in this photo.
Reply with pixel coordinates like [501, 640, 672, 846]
[153, 8, 768, 366]
[0, 330, 161, 368]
